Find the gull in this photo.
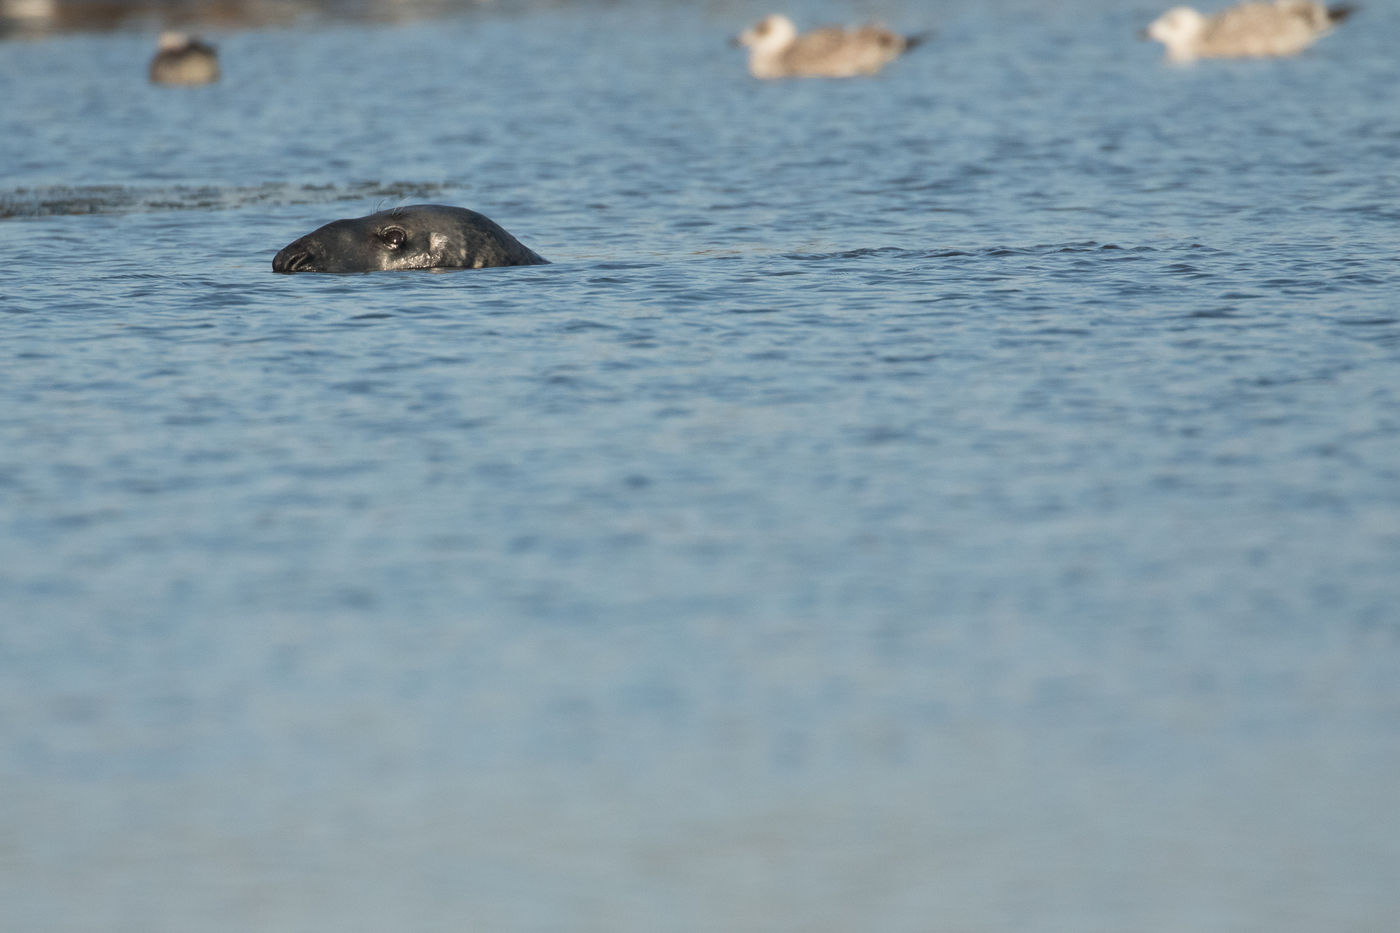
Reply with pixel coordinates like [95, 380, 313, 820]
[734, 14, 927, 79]
[1143, 1, 1355, 62]
[149, 31, 220, 85]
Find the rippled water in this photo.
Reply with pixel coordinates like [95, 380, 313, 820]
[3, 2, 1399, 930]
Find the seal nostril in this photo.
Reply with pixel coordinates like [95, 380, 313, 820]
[273, 249, 313, 274]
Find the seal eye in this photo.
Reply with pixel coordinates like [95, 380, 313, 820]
[380, 226, 407, 249]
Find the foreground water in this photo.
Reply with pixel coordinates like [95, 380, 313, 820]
[3, 2, 1399, 930]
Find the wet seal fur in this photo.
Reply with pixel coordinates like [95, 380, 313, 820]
[272, 204, 548, 273]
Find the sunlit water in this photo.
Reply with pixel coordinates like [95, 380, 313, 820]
[2, 2, 1399, 930]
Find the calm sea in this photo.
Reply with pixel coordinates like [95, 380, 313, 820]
[2, 1, 1398, 930]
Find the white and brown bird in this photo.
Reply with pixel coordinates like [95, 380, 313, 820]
[734, 14, 928, 79]
[1143, 1, 1355, 62]
[148, 31, 220, 85]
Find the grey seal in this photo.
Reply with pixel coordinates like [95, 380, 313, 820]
[272, 204, 548, 274]
[149, 31, 219, 85]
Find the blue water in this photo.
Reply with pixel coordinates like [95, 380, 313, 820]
[3, 2, 1399, 930]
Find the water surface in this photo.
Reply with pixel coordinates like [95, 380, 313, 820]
[3, 2, 1399, 930]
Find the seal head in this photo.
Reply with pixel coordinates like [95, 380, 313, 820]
[272, 204, 548, 273]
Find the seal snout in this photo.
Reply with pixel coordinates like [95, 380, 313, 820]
[272, 244, 315, 274]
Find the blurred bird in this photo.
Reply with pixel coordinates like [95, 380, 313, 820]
[149, 31, 220, 85]
[733, 14, 928, 79]
[1143, 1, 1355, 62]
